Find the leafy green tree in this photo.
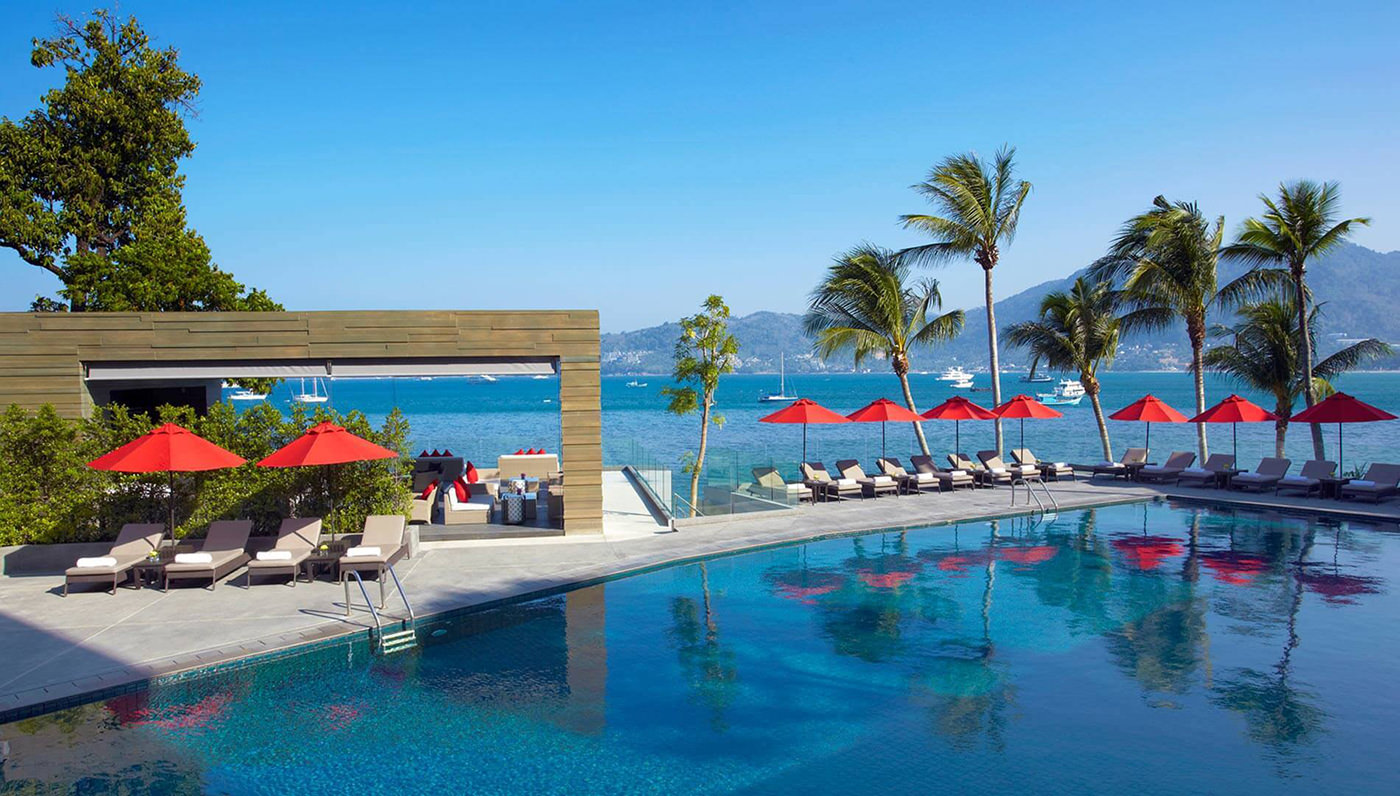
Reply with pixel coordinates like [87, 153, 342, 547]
[1005, 278, 1122, 460]
[1221, 181, 1371, 459]
[0, 10, 278, 313]
[1203, 299, 1389, 457]
[804, 244, 964, 455]
[1090, 196, 1278, 459]
[662, 295, 739, 513]
[901, 146, 1031, 453]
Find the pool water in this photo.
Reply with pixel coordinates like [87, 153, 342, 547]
[3, 501, 1398, 794]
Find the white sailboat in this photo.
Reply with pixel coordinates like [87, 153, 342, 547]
[291, 377, 329, 404]
[758, 354, 798, 403]
[228, 388, 268, 402]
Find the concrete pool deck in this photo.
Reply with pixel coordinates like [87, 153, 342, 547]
[3, 471, 1398, 721]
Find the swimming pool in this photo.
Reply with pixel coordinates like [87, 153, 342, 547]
[3, 500, 1397, 794]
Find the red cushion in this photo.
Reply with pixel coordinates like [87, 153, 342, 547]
[419, 450, 428, 457]
[465, 462, 479, 483]
[536, 448, 546, 454]
[453, 477, 469, 502]
[418, 480, 438, 500]
[442, 449, 452, 456]
[514, 449, 525, 455]
[430, 449, 440, 457]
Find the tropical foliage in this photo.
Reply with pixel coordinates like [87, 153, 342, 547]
[1222, 181, 1371, 458]
[662, 295, 740, 512]
[1005, 278, 1122, 460]
[1090, 196, 1278, 459]
[804, 244, 964, 455]
[901, 146, 1030, 452]
[0, 401, 411, 546]
[1203, 299, 1390, 456]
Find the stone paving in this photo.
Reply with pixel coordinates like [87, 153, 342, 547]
[2, 471, 1397, 720]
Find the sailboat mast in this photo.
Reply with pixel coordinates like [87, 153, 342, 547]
[779, 353, 785, 394]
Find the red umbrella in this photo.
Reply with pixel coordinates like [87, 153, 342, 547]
[89, 423, 247, 537]
[1289, 392, 1396, 474]
[993, 395, 1064, 455]
[1189, 395, 1278, 463]
[1110, 394, 1187, 452]
[759, 398, 850, 462]
[921, 396, 996, 454]
[258, 421, 399, 537]
[846, 398, 924, 458]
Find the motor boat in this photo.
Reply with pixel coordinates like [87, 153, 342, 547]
[227, 388, 268, 402]
[1037, 379, 1086, 405]
[938, 366, 973, 382]
[626, 380, 648, 388]
[951, 377, 974, 389]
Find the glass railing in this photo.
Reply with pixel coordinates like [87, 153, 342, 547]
[617, 439, 803, 520]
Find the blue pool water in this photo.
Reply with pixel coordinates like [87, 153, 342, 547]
[3, 500, 1399, 794]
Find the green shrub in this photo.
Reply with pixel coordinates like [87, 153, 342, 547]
[0, 402, 413, 545]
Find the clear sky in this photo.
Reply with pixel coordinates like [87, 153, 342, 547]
[2, 1, 1397, 331]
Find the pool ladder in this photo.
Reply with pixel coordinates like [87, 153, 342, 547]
[1009, 475, 1058, 516]
[345, 564, 419, 656]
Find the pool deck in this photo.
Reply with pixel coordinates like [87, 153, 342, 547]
[2, 472, 1397, 721]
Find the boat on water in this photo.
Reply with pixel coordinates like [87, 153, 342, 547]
[477, 374, 498, 383]
[626, 379, 648, 388]
[759, 353, 798, 403]
[1037, 378, 1086, 406]
[227, 388, 268, 402]
[938, 366, 972, 382]
[291, 377, 329, 404]
[532, 375, 550, 380]
[951, 377, 974, 389]
[1020, 358, 1053, 383]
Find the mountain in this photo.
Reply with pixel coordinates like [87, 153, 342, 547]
[601, 243, 1400, 375]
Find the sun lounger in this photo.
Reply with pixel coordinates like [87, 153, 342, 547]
[1273, 460, 1337, 497]
[952, 453, 1013, 486]
[1339, 463, 1400, 503]
[63, 523, 165, 596]
[1229, 458, 1292, 492]
[338, 514, 409, 607]
[163, 520, 253, 590]
[1174, 453, 1236, 487]
[1134, 451, 1196, 483]
[908, 455, 976, 491]
[1090, 448, 1148, 479]
[979, 450, 1039, 482]
[752, 467, 814, 503]
[245, 518, 322, 586]
[801, 462, 863, 501]
[877, 458, 933, 494]
[1011, 449, 1074, 481]
[836, 460, 899, 498]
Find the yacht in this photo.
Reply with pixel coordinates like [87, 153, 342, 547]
[938, 366, 973, 382]
[291, 377, 329, 404]
[227, 388, 268, 402]
[758, 353, 798, 403]
[951, 377, 974, 389]
[626, 379, 648, 388]
[1037, 378, 1086, 406]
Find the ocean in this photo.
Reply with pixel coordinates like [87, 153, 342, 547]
[241, 371, 1400, 489]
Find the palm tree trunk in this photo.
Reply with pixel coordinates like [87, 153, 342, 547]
[897, 372, 931, 456]
[1086, 378, 1113, 461]
[690, 396, 711, 512]
[984, 266, 1003, 453]
[1188, 315, 1209, 460]
[1293, 270, 1325, 459]
[1275, 419, 1288, 458]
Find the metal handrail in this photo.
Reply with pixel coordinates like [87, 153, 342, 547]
[386, 563, 414, 625]
[1009, 477, 1046, 512]
[672, 491, 701, 520]
[1036, 478, 1059, 512]
[345, 571, 384, 639]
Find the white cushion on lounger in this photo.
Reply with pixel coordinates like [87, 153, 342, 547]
[837, 478, 857, 487]
[1182, 467, 1210, 475]
[1348, 480, 1376, 488]
[784, 484, 806, 493]
[174, 552, 212, 565]
[872, 476, 894, 485]
[991, 467, 1008, 474]
[256, 550, 293, 561]
[1278, 475, 1316, 485]
[345, 546, 381, 558]
[1053, 462, 1068, 468]
[76, 556, 117, 568]
[916, 473, 937, 483]
[1098, 461, 1123, 468]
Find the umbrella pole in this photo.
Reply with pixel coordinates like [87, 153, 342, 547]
[1145, 422, 1150, 453]
[1233, 423, 1238, 464]
[955, 421, 960, 456]
[1019, 418, 1024, 455]
[802, 424, 808, 464]
[1338, 423, 1344, 475]
[168, 470, 176, 545]
[881, 422, 886, 460]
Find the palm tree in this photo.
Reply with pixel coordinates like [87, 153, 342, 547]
[1221, 181, 1371, 459]
[805, 244, 965, 455]
[1005, 278, 1122, 460]
[1090, 196, 1278, 460]
[1203, 299, 1389, 457]
[901, 146, 1031, 453]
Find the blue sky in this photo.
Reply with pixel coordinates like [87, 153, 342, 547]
[2, 1, 1397, 331]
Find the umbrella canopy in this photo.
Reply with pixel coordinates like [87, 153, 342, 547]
[1109, 394, 1188, 451]
[88, 423, 246, 536]
[847, 398, 924, 459]
[1290, 392, 1397, 473]
[1188, 395, 1279, 462]
[760, 398, 850, 462]
[993, 395, 1064, 454]
[257, 421, 399, 537]
[921, 396, 996, 455]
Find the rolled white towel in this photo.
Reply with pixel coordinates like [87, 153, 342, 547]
[1182, 467, 1210, 475]
[256, 550, 293, 561]
[1098, 461, 1122, 468]
[916, 472, 937, 483]
[75, 556, 117, 569]
[836, 478, 857, 487]
[345, 546, 381, 558]
[872, 476, 894, 485]
[1053, 462, 1068, 468]
[174, 552, 212, 565]
[991, 467, 1008, 475]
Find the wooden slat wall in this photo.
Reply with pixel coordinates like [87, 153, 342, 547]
[0, 310, 604, 534]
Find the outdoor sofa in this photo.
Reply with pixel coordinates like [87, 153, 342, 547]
[245, 518, 322, 587]
[63, 523, 165, 596]
[410, 481, 438, 524]
[443, 480, 496, 524]
[162, 520, 252, 591]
